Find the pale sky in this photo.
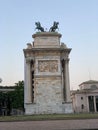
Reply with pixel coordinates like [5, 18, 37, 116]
[0, 0, 98, 90]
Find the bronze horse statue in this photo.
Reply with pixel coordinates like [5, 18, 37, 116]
[49, 21, 59, 32]
[35, 22, 44, 32]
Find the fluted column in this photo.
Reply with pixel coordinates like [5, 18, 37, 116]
[64, 58, 71, 102]
[24, 58, 32, 103]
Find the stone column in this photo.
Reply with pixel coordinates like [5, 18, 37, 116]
[86, 96, 89, 112]
[24, 58, 32, 103]
[64, 58, 71, 102]
[61, 67, 64, 102]
[94, 96, 96, 112]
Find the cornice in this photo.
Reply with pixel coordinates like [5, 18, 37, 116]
[32, 32, 62, 38]
[23, 47, 71, 53]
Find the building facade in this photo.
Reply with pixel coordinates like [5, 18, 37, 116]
[23, 32, 73, 115]
[71, 80, 98, 113]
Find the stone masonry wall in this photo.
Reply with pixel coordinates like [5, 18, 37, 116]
[35, 77, 62, 104]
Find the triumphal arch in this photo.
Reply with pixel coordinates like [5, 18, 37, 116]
[23, 22, 73, 114]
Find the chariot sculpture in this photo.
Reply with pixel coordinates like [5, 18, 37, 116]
[49, 21, 59, 32]
[35, 22, 44, 32]
[35, 21, 59, 32]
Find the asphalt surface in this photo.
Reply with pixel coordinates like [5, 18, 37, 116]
[0, 119, 98, 130]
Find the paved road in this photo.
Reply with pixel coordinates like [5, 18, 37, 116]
[0, 119, 98, 130]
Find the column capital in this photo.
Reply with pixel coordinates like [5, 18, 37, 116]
[65, 58, 70, 63]
[61, 51, 70, 60]
[61, 58, 69, 62]
[26, 57, 35, 63]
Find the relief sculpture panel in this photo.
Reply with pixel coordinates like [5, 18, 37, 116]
[38, 60, 58, 72]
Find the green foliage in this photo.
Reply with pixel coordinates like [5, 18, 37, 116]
[9, 81, 24, 110]
[0, 113, 98, 121]
[0, 92, 6, 102]
[0, 81, 24, 113]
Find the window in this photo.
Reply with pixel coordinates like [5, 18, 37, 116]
[96, 96, 98, 112]
[88, 96, 94, 112]
[91, 85, 97, 89]
[81, 97, 83, 100]
[81, 104, 84, 109]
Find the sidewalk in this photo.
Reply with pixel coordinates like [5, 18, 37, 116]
[0, 119, 98, 130]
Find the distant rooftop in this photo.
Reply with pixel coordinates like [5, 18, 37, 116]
[0, 86, 15, 92]
[79, 80, 98, 86]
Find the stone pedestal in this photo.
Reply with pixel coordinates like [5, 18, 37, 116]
[23, 32, 73, 114]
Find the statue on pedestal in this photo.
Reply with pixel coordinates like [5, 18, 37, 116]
[49, 21, 59, 32]
[35, 22, 44, 32]
[35, 21, 59, 32]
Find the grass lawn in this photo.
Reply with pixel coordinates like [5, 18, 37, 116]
[0, 113, 98, 122]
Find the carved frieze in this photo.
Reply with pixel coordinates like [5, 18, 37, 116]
[38, 60, 58, 72]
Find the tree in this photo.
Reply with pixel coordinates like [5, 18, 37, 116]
[0, 81, 24, 116]
[0, 91, 12, 115]
[9, 81, 24, 110]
